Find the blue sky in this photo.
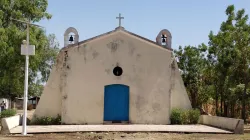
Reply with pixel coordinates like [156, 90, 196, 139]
[39, 0, 250, 50]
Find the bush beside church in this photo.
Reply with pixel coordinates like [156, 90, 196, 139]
[170, 108, 200, 124]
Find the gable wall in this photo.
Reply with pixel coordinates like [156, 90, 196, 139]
[62, 31, 172, 124]
[34, 30, 191, 124]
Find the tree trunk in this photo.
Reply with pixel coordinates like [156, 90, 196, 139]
[220, 93, 223, 116]
[11, 100, 15, 109]
[231, 103, 235, 118]
[215, 84, 219, 116]
[191, 92, 196, 108]
[224, 101, 228, 117]
[230, 104, 233, 117]
[242, 79, 248, 123]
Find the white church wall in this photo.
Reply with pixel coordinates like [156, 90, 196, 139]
[34, 29, 191, 124]
[170, 60, 192, 110]
[60, 30, 173, 124]
[33, 54, 64, 118]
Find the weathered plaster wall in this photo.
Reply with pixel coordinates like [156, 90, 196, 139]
[62, 31, 172, 124]
[33, 54, 64, 118]
[34, 29, 191, 124]
[170, 61, 192, 110]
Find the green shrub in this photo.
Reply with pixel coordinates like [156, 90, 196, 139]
[0, 109, 17, 118]
[170, 108, 201, 124]
[170, 108, 183, 124]
[187, 109, 200, 124]
[31, 115, 61, 125]
[181, 111, 189, 124]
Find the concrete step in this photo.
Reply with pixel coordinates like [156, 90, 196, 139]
[9, 125, 233, 134]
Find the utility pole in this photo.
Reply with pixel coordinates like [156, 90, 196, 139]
[10, 18, 43, 135]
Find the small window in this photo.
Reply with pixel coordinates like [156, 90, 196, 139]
[113, 66, 123, 76]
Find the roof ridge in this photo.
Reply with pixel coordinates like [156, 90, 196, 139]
[61, 28, 173, 51]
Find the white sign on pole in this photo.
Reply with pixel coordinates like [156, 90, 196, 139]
[21, 45, 35, 56]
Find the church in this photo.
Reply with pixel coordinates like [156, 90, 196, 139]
[33, 14, 191, 124]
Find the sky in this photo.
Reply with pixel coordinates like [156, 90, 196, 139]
[39, 0, 250, 50]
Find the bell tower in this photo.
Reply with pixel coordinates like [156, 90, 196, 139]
[64, 27, 79, 47]
[156, 29, 172, 49]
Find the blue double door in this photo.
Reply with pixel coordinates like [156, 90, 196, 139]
[104, 84, 129, 122]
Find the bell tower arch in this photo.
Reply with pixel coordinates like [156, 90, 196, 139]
[64, 27, 79, 47]
[156, 29, 172, 49]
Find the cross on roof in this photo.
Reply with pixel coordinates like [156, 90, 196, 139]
[116, 13, 124, 27]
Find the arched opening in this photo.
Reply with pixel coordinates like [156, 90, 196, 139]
[64, 27, 79, 46]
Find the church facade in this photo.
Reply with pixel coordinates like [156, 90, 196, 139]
[33, 16, 191, 124]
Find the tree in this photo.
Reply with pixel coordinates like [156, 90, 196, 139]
[208, 5, 250, 121]
[174, 4, 250, 121]
[174, 44, 209, 108]
[0, 0, 59, 101]
[29, 33, 60, 97]
[229, 6, 250, 122]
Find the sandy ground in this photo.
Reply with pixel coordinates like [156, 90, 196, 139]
[0, 132, 249, 140]
[16, 110, 35, 120]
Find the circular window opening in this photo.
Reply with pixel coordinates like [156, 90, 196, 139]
[113, 66, 123, 76]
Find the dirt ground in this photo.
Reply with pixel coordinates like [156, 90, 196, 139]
[0, 132, 249, 140]
[16, 109, 35, 120]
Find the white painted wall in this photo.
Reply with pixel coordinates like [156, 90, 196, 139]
[34, 29, 191, 124]
[199, 115, 244, 134]
[1, 115, 21, 134]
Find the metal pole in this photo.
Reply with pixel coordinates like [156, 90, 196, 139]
[10, 18, 41, 135]
[22, 22, 29, 135]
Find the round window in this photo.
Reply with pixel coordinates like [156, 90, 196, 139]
[113, 66, 123, 76]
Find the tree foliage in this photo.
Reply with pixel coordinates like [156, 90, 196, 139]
[175, 5, 250, 122]
[174, 44, 209, 108]
[0, 0, 59, 100]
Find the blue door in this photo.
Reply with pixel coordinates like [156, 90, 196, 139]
[104, 84, 129, 121]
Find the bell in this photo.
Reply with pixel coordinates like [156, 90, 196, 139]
[161, 34, 166, 43]
[162, 38, 166, 43]
[69, 35, 74, 42]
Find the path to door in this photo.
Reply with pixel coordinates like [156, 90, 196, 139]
[9, 125, 233, 134]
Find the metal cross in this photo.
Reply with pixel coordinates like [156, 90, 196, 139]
[116, 13, 124, 27]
